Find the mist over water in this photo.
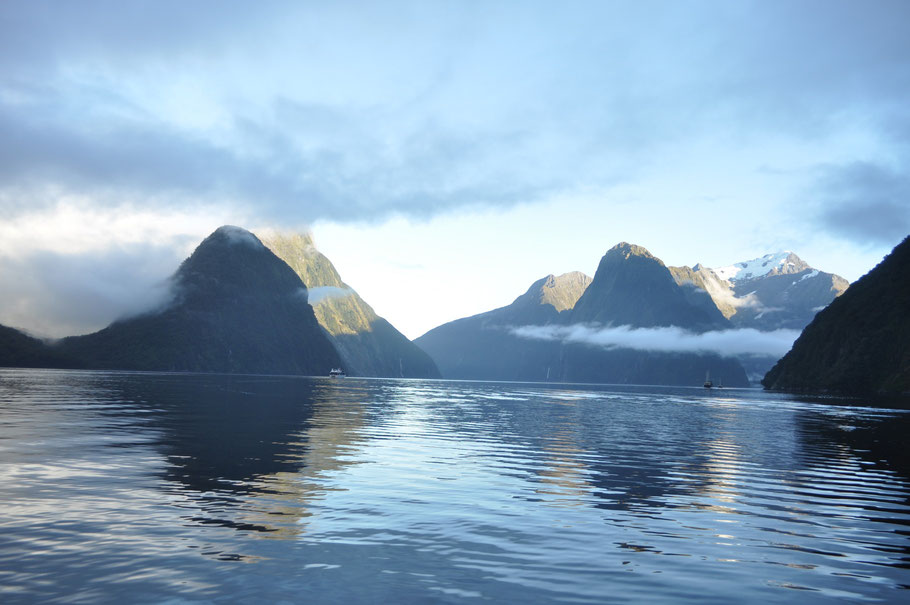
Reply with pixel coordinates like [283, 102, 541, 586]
[1, 369, 908, 603]
[511, 323, 801, 358]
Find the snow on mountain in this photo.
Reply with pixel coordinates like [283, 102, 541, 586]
[714, 252, 804, 282]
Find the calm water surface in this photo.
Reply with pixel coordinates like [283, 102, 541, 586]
[1, 369, 909, 603]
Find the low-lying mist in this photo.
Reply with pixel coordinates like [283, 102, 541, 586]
[510, 324, 800, 358]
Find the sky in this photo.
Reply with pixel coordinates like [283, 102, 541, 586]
[1, 0, 908, 340]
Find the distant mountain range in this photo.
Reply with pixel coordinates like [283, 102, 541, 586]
[417, 243, 752, 387]
[416, 243, 855, 387]
[668, 251, 849, 382]
[763, 236, 910, 396]
[670, 251, 849, 331]
[413, 272, 592, 381]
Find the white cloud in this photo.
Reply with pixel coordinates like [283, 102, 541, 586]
[306, 286, 355, 305]
[510, 324, 800, 358]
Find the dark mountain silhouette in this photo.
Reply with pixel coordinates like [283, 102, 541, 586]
[58, 226, 341, 375]
[763, 236, 910, 396]
[0, 324, 79, 368]
[259, 232, 439, 378]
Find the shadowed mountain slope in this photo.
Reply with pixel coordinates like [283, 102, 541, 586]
[763, 236, 910, 396]
[0, 324, 79, 369]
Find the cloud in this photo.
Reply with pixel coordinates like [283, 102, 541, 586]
[307, 286, 355, 305]
[813, 161, 910, 246]
[2, 1, 908, 227]
[0, 245, 181, 338]
[510, 324, 800, 358]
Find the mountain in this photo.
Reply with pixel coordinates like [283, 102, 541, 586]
[417, 244, 750, 387]
[763, 236, 910, 396]
[258, 231, 440, 378]
[558, 243, 748, 386]
[0, 324, 78, 369]
[58, 226, 341, 374]
[415, 272, 591, 381]
[670, 252, 849, 331]
[714, 251, 811, 282]
[668, 251, 849, 383]
[572, 243, 729, 330]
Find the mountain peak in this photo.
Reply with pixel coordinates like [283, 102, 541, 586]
[210, 225, 266, 249]
[606, 242, 660, 263]
[573, 244, 727, 330]
[537, 272, 592, 312]
[514, 271, 592, 313]
[714, 251, 809, 282]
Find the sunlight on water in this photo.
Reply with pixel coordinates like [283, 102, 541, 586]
[1, 369, 908, 603]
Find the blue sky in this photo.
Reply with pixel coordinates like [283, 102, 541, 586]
[1, 1, 908, 338]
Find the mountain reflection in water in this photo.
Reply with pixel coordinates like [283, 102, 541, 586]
[1, 369, 909, 603]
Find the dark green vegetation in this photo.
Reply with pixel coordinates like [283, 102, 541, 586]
[763, 236, 910, 396]
[417, 244, 750, 387]
[0, 324, 79, 369]
[56, 226, 342, 374]
[260, 232, 440, 378]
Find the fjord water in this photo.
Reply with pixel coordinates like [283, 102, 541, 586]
[1, 370, 909, 603]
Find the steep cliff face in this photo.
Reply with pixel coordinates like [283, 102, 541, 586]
[259, 231, 440, 378]
[763, 236, 910, 396]
[59, 226, 341, 375]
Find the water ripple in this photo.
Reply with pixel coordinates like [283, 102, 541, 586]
[1, 369, 909, 603]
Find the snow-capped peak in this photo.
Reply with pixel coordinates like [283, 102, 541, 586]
[713, 252, 807, 282]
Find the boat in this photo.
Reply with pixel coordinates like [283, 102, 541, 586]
[703, 371, 713, 389]
[329, 368, 346, 378]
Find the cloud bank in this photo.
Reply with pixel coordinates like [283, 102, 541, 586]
[0, 245, 180, 338]
[814, 161, 910, 246]
[510, 324, 800, 358]
[1, 1, 908, 230]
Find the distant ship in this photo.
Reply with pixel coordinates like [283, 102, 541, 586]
[703, 371, 713, 389]
[329, 368, 346, 378]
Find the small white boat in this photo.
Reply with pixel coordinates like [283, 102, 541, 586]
[329, 368, 346, 378]
[703, 371, 713, 389]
